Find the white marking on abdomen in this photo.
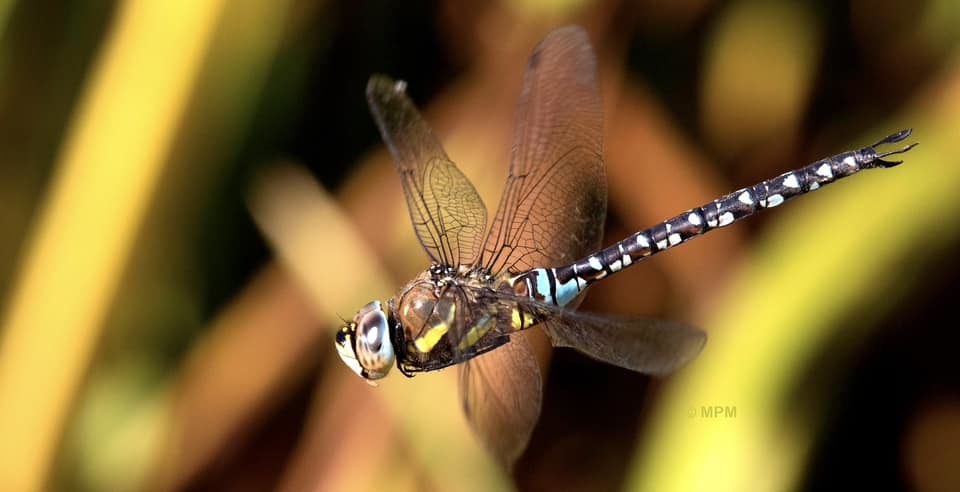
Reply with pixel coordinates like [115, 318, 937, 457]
[573, 263, 587, 290]
[816, 163, 833, 178]
[783, 174, 799, 188]
[766, 194, 784, 207]
[718, 211, 734, 227]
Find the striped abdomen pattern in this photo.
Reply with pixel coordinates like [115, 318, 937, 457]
[510, 130, 916, 307]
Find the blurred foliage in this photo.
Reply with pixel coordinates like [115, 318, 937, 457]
[0, 0, 958, 491]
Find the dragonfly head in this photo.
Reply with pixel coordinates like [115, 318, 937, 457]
[335, 300, 395, 383]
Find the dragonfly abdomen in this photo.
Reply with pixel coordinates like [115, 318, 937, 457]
[512, 131, 915, 306]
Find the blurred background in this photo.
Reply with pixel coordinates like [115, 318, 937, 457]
[0, 0, 958, 491]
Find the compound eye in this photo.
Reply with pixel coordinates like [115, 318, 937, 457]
[354, 301, 395, 379]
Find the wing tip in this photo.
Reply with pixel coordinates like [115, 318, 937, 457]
[366, 74, 409, 106]
[523, 24, 598, 91]
[544, 24, 589, 44]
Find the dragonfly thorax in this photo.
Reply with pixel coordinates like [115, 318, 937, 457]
[382, 267, 513, 376]
[397, 279, 458, 355]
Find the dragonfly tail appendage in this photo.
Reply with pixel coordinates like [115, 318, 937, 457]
[869, 128, 918, 167]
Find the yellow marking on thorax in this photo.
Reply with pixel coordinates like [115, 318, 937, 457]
[414, 323, 449, 353]
[410, 296, 456, 353]
[510, 308, 537, 331]
[457, 315, 495, 351]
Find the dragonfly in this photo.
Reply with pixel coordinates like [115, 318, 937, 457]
[334, 25, 917, 467]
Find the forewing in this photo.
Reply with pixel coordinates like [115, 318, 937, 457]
[367, 75, 487, 267]
[481, 26, 606, 275]
[458, 329, 543, 469]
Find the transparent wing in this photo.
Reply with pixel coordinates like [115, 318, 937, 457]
[367, 75, 487, 268]
[505, 293, 706, 375]
[458, 329, 543, 469]
[454, 26, 604, 467]
[544, 311, 706, 375]
[447, 282, 494, 363]
[480, 25, 606, 275]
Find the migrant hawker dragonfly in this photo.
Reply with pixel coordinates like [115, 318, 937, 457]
[334, 25, 916, 466]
